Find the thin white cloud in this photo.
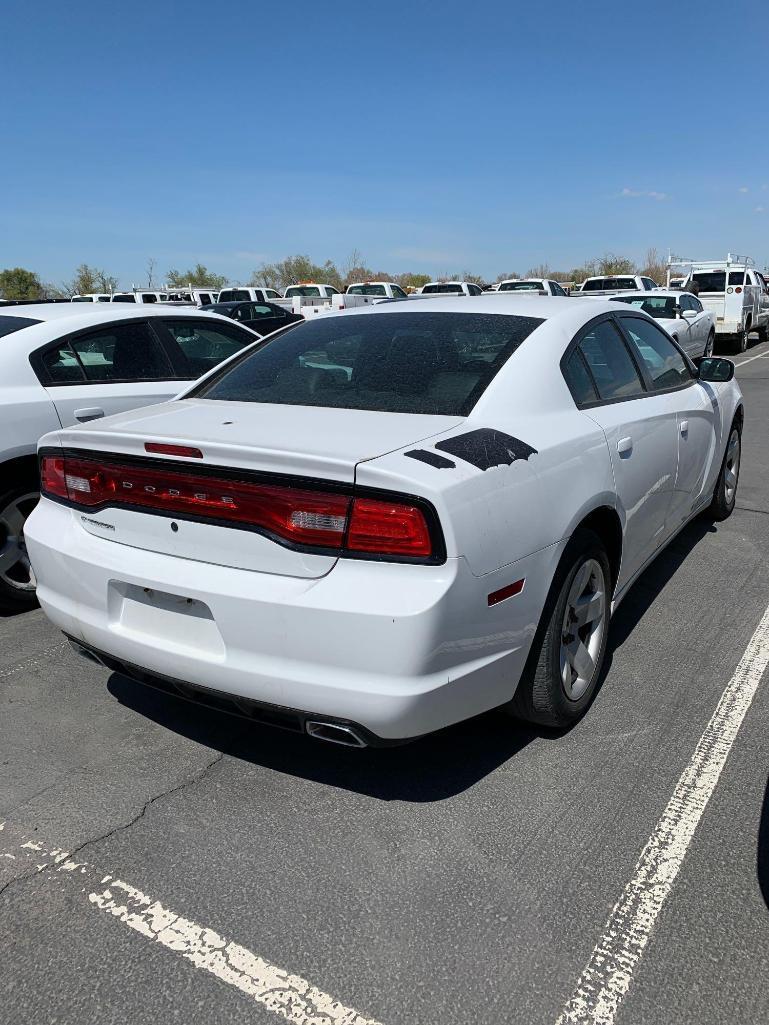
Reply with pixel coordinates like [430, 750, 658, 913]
[755, 206, 765, 213]
[620, 187, 668, 201]
[739, 186, 749, 193]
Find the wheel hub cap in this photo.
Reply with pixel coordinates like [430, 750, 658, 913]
[560, 558, 607, 700]
[0, 492, 39, 592]
[725, 430, 740, 503]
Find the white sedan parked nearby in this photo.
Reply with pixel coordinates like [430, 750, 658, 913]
[25, 297, 743, 745]
[0, 304, 260, 611]
[607, 291, 716, 360]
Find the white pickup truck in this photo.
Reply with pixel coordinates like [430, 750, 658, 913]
[419, 281, 484, 296]
[218, 286, 282, 303]
[284, 283, 341, 300]
[346, 281, 408, 299]
[496, 278, 569, 296]
[578, 275, 659, 294]
[679, 256, 769, 353]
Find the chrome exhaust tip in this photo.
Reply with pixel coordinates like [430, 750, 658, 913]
[305, 720, 367, 748]
[68, 639, 105, 667]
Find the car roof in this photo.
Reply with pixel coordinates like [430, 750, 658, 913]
[606, 290, 693, 299]
[0, 303, 221, 324]
[326, 294, 618, 326]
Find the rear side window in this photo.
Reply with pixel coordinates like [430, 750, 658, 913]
[562, 350, 598, 405]
[0, 315, 41, 338]
[111, 294, 136, 303]
[189, 311, 543, 416]
[38, 322, 173, 384]
[348, 284, 387, 295]
[577, 320, 645, 401]
[159, 319, 255, 377]
[422, 283, 463, 294]
[219, 289, 251, 302]
[619, 316, 692, 390]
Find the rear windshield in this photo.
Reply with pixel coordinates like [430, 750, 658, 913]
[0, 315, 41, 338]
[610, 295, 678, 318]
[581, 277, 637, 291]
[348, 284, 387, 295]
[285, 286, 322, 297]
[692, 271, 749, 291]
[190, 311, 543, 416]
[422, 283, 464, 294]
[218, 289, 251, 302]
[498, 281, 544, 292]
[111, 294, 136, 303]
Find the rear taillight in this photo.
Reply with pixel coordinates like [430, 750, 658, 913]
[39, 453, 438, 561]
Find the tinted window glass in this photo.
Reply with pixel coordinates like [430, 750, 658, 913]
[422, 283, 464, 294]
[40, 342, 86, 383]
[69, 322, 172, 381]
[688, 296, 703, 313]
[563, 350, 598, 405]
[611, 295, 678, 319]
[218, 289, 251, 302]
[578, 320, 645, 401]
[392, 285, 407, 298]
[551, 282, 567, 296]
[499, 281, 543, 291]
[190, 311, 543, 416]
[161, 319, 254, 377]
[619, 317, 692, 390]
[348, 284, 387, 295]
[141, 293, 157, 303]
[285, 286, 322, 297]
[0, 315, 41, 338]
[111, 294, 136, 303]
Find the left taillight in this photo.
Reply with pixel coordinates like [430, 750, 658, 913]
[40, 455, 68, 499]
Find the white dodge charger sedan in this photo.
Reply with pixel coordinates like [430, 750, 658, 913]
[25, 296, 743, 745]
[606, 291, 716, 360]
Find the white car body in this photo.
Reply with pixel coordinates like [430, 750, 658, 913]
[496, 278, 568, 297]
[605, 291, 715, 359]
[26, 296, 743, 744]
[283, 283, 341, 299]
[111, 291, 170, 304]
[346, 281, 408, 299]
[71, 293, 112, 303]
[0, 304, 259, 608]
[218, 287, 281, 303]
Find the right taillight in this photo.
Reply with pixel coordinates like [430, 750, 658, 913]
[39, 452, 439, 562]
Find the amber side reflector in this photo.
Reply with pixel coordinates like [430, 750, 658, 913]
[145, 443, 203, 458]
[488, 578, 525, 607]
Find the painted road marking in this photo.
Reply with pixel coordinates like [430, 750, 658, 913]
[733, 349, 769, 367]
[554, 603, 769, 1025]
[0, 837, 383, 1025]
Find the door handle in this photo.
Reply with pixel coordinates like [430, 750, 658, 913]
[680, 420, 689, 436]
[74, 407, 105, 423]
[617, 436, 633, 456]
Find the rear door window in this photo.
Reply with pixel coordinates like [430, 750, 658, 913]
[618, 316, 693, 391]
[577, 320, 646, 401]
[562, 350, 599, 405]
[157, 319, 255, 377]
[189, 311, 544, 415]
[38, 322, 173, 384]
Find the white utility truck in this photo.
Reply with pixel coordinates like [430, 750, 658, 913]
[578, 275, 659, 294]
[673, 255, 769, 353]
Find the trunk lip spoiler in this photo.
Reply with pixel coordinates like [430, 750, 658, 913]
[38, 445, 448, 567]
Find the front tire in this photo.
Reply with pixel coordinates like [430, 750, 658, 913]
[704, 330, 715, 357]
[708, 423, 741, 521]
[0, 482, 39, 614]
[511, 528, 611, 728]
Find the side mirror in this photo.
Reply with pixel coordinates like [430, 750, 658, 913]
[682, 309, 697, 320]
[697, 357, 734, 382]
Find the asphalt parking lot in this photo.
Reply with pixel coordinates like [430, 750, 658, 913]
[2, 341, 769, 1025]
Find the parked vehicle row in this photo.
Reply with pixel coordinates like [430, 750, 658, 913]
[19, 294, 743, 748]
[675, 255, 769, 353]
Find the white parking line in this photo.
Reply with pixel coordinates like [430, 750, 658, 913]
[554, 603, 769, 1025]
[1, 838, 382, 1025]
[733, 347, 769, 367]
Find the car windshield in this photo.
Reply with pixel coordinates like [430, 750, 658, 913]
[582, 277, 637, 291]
[0, 315, 41, 338]
[348, 284, 387, 295]
[611, 296, 678, 318]
[422, 283, 464, 294]
[498, 281, 544, 291]
[692, 271, 748, 291]
[285, 286, 322, 297]
[189, 311, 543, 416]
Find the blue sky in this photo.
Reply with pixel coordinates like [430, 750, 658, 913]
[2, 0, 768, 286]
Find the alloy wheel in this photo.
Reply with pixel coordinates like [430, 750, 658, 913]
[559, 558, 607, 701]
[705, 333, 715, 357]
[0, 492, 39, 593]
[724, 429, 741, 504]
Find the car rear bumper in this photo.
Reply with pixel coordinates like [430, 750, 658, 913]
[26, 499, 554, 741]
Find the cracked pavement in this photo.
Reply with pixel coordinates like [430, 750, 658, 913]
[1, 349, 769, 1025]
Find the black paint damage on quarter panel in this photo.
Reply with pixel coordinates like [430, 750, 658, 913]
[404, 449, 456, 469]
[435, 429, 537, 470]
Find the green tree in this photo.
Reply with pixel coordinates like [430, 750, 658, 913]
[396, 272, 431, 289]
[63, 263, 118, 296]
[0, 267, 44, 300]
[597, 253, 636, 275]
[166, 264, 228, 289]
[252, 254, 343, 292]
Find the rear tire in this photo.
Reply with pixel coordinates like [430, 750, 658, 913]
[704, 330, 715, 357]
[0, 481, 40, 614]
[708, 423, 741, 521]
[511, 528, 611, 728]
[730, 326, 749, 354]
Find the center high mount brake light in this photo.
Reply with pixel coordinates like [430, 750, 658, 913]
[40, 453, 435, 560]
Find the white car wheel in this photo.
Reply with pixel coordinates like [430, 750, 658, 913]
[0, 488, 39, 611]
